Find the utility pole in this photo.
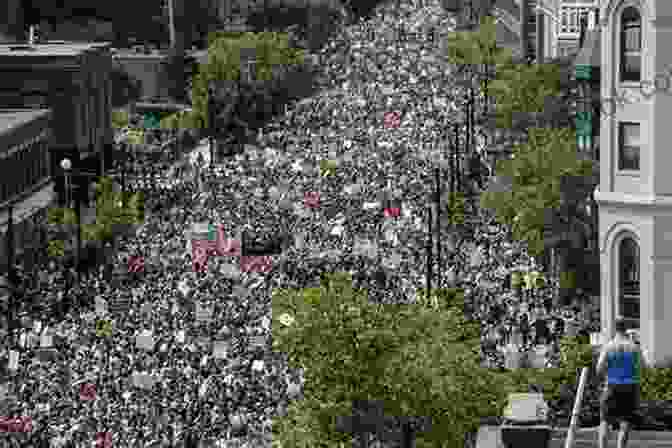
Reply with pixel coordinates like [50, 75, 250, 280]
[426, 206, 433, 298]
[434, 168, 441, 289]
[167, 0, 176, 49]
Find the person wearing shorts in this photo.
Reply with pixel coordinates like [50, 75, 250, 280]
[595, 317, 670, 448]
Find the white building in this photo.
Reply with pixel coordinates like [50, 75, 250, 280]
[595, 0, 672, 363]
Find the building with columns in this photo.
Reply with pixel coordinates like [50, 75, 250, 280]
[595, 0, 672, 363]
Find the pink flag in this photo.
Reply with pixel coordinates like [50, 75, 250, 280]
[240, 256, 273, 273]
[383, 111, 401, 129]
[80, 383, 97, 401]
[127, 256, 145, 273]
[192, 239, 213, 272]
[215, 225, 241, 256]
[304, 191, 320, 209]
[96, 431, 112, 448]
[384, 207, 401, 218]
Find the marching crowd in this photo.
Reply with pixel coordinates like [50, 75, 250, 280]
[0, 0, 599, 446]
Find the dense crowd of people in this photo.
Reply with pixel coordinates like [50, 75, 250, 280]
[0, 0, 600, 446]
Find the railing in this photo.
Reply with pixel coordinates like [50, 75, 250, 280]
[564, 368, 590, 448]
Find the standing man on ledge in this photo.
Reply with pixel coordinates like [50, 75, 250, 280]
[595, 317, 672, 448]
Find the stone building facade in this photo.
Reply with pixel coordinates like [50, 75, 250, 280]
[596, 0, 672, 363]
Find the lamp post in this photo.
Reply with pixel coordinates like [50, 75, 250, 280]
[60, 158, 81, 277]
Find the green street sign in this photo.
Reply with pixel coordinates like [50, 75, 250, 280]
[575, 111, 592, 137]
[143, 113, 160, 129]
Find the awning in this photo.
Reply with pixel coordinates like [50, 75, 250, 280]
[574, 29, 601, 80]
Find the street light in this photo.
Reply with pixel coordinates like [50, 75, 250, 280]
[60, 158, 81, 277]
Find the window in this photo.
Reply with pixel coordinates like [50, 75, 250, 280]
[620, 6, 642, 82]
[619, 237, 640, 326]
[618, 122, 640, 171]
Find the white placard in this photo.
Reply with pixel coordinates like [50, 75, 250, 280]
[384, 228, 399, 246]
[132, 372, 155, 390]
[294, 232, 306, 249]
[195, 302, 213, 322]
[362, 201, 380, 210]
[268, 186, 281, 200]
[213, 341, 229, 359]
[220, 263, 240, 280]
[136, 330, 155, 351]
[34, 321, 42, 334]
[8, 350, 18, 370]
[141, 302, 152, 315]
[95, 297, 108, 316]
[353, 239, 376, 258]
[343, 183, 360, 195]
[40, 331, 53, 348]
[503, 393, 548, 422]
[175, 330, 186, 344]
[384, 252, 402, 270]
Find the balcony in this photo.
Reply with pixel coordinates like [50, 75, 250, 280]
[559, 1, 598, 39]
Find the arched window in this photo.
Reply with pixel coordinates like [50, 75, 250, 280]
[619, 236, 640, 328]
[620, 6, 642, 82]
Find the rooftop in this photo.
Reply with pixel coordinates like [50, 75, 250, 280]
[0, 41, 112, 57]
[0, 109, 51, 136]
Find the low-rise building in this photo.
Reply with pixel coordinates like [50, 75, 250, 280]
[0, 41, 115, 181]
[0, 108, 53, 273]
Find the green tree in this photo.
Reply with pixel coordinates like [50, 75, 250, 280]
[482, 50, 599, 298]
[47, 176, 144, 252]
[272, 276, 512, 448]
[167, 32, 304, 131]
[480, 127, 594, 257]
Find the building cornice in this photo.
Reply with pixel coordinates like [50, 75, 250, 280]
[595, 189, 672, 209]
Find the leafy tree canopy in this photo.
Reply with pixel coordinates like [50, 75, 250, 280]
[480, 127, 594, 256]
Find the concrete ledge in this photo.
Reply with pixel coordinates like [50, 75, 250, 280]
[551, 427, 672, 441]
[478, 425, 672, 448]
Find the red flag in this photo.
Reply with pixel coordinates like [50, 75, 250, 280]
[191, 239, 213, 272]
[127, 256, 145, 273]
[303, 191, 320, 209]
[240, 256, 273, 273]
[215, 225, 241, 256]
[384, 207, 401, 218]
[80, 383, 97, 401]
[383, 111, 401, 129]
[95, 431, 112, 448]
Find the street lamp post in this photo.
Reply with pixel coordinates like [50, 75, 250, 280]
[208, 83, 217, 167]
[60, 158, 81, 277]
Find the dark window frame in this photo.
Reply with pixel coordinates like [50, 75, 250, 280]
[618, 122, 640, 171]
[618, 236, 640, 325]
[620, 6, 642, 83]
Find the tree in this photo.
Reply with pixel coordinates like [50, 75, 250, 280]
[47, 176, 143, 254]
[165, 32, 305, 133]
[272, 275, 511, 448]
[480, 48, 600, 299]
[444, 16, 513, 197]
[480, 126, 597, 302]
